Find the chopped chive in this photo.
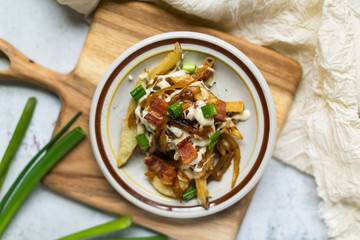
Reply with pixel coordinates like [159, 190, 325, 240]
[182, 188, 197, 201]
[209, 130, 221, 142]
[181, 63, 196, 73]
[208, 130, 221, 150]
[135, 134, 149, 148]
[0, 127, 86, 235]
[208, 139, 219, 150]
[201, 103, 217, 118]
[0, 111, 82, 213]
[130, 85, 146, 101]
[0, 97, 37, 190]
[168, 102, 183, 119]
[57, 216, 132, 240]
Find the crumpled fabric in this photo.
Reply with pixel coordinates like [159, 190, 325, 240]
[57, 0, 99, 16]
[57, 0, 360, 238]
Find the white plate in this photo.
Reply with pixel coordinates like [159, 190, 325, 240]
[89, 32, 276, 218]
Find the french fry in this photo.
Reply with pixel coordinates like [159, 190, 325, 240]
[149, 42, 182, 80]
[150, 176, 176, 197]
[117, 77, 146, 167]
[195, 178, 209, 209]
[226, 126, 243, 140]
[194, 84, 218, 103]
[226, 101, 244, 113]
[224, 121, 243, 140]
[169, 72, 191, 84]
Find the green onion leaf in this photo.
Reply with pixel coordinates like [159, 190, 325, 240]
[208, 139, 219, 150]
[209, 130, 221, 142]
[182, 188, 197, 201]
[0, 97, 37, 189]
[201, 103, 217, 118]
[0, 111, 82, 213]
[181, 63, 196, 73]
[135, 134, 149, 148]
[0, 127, 86, 235]
[130, 85, 146, 101]
[168, 102, 183, 119]
[208, 130, 221, 150]
[57, 216, 132, 240]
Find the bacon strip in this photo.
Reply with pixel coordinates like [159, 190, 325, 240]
[214, 100, 226, 122]
[144, 113, 163, 126]
[176, 136, 191, 148]
[145, 155, 176, 185]
[149, 97, 169, 115]
[178, 142, 198, 165]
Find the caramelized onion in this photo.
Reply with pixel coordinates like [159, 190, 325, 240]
[169, 86, 201, 105]
[127, 110, 137, 128]
[141, 79, 195, 108]
[223, 134, 241, 187]
[168, 118, 208, 139]
[192, 57, 216, 81]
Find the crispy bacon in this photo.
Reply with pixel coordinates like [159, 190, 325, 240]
[176, 136, 191, 148]
[144, 113, 163, 126]
[149, 97, 169, 115]
[178, 142, 198, 165]
[145, 155, 176, 185]
[214, 100, 226, 122]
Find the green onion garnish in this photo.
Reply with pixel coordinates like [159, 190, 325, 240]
[208, 139, 219, 150]
[0, 127, 86, 235]
[135, 134, 149, 148]
[181, 63, 196, 73]
[0, 111, 82, 214]
[209, 130, 221, 142]
[208, 140, 219, 150]
[201, 103, 217, 118]
[130, 85, 146, 101]
[57, 216, 132, 240]
[182, 188, 197, 201]
[168, 102, 183, 119]
[0, 97, 37, 189]
[208, 130, 221, 150]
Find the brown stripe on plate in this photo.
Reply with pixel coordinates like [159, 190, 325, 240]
[95, 37, 270, 212]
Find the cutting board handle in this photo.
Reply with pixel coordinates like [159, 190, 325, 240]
[0, 39, 66, 96]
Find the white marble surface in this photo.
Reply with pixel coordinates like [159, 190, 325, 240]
[0, 0, 328, 239]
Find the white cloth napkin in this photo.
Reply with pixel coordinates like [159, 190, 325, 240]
[58, 0, 360, 238]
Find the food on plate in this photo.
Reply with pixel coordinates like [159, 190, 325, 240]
[118, 43, 250, 209]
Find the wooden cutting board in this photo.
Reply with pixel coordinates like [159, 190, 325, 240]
[0, 1, 301, 239]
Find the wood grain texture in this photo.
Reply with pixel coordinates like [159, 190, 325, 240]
[0, 1, 301, 239]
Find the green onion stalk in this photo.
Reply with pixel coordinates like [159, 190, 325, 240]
[182, 188, 197, 201]
[201, 103, 217, 118]
[0, 97, 37, 189]
[181, 63, 196, 73]
[0, 127, 86, 235]
[168, 102, 183, 119]
[57, 216, 132, 240]
[135, 134, 149, 148]
[0, 111, 82, 213]
[130, 85, 146, 101]
[208, 130, 221, 150]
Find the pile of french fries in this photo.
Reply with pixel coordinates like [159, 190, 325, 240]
[117, 43, 247, 208]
